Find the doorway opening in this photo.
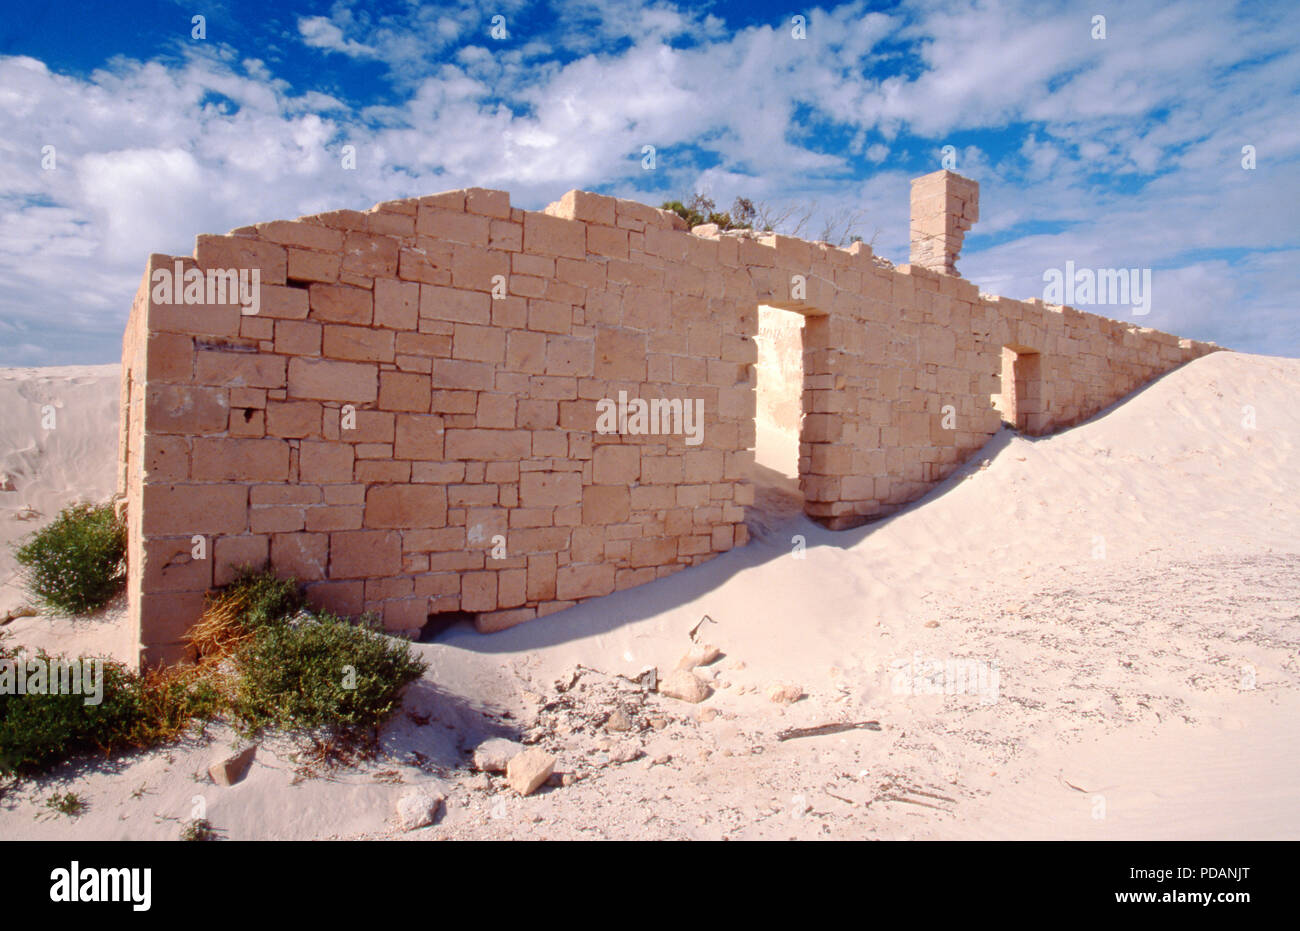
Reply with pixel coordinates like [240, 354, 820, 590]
[749, 305, 807, 535]
[754, 305, 805, 481]
[992, 345, 1042, 432]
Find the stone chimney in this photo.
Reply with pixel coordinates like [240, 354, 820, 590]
[909, 170, 979, 275]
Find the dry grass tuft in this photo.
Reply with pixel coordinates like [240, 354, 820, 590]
[187, 596, 255, 662]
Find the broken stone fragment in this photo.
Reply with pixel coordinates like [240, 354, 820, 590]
[209, 745, 257, 786]
[766, 682, 804, 704]
[506, 748, 555, 796]
[618, 666, 657, 691]
[604, 708, 633, 732]
[676, 643, 721, 671]
[396, 787, 445, 831]
[658, 669, 711, 704]
[472, 737, 524, 773]
[607, 742, 640, 764]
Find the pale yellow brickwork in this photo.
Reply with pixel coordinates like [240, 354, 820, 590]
[118, 174, 1218, 666]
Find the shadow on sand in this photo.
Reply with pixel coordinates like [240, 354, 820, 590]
[431, 426, 1030, 657]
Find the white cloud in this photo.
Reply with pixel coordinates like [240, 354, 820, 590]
[297, 15, 378, 58]
[0, 0, 1296, 365]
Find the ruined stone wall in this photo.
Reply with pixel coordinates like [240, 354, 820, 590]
[119, 172, 1219, 666]
[752, 243, 1216, 527]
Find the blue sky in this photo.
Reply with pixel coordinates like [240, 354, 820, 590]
[0, 0, 1296, 364]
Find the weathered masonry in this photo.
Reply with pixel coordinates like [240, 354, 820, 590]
[118, 170, 1218, 666]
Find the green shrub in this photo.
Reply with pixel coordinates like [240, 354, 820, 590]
[213, 569, 304, 631]
[231, 613, 426, 739]
[0, 638, 219, 777]
[1, 644, 143, 775]
[13, 502, 125, 614]
[137, 667, 223, 740]
[661, 194, 755, 231]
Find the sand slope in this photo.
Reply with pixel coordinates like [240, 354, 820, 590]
[0, 351, 1296, 840]
[0, 365, 130, 660]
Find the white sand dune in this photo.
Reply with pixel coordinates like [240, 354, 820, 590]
[0, 364, 130, 661]
[0, 351, 1296, 840]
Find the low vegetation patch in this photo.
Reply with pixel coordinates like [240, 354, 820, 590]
[0, 567, 425, 781]
[180, 817, 216, 841]
[662, 191, 871, 246]
[41, 791, 87, 819]
[188, 568, 305, 661]
[13, 502, 125, 614]
[230, 612, 425, 738]
[0, 637, 220, 777]
[661, 194, 756, 231]
[194, 568, 424, 741]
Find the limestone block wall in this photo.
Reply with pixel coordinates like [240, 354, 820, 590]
[119, 172, 1219, 666]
